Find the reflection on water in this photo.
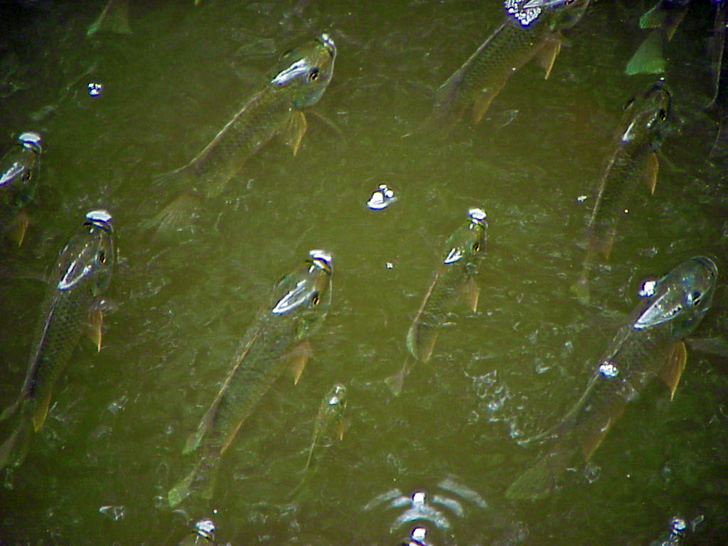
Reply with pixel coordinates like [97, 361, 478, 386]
[0, 0, 726, 544]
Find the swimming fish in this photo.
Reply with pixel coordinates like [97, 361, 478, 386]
[507, 256, 718, 500]
[387, 208, 488, 395]
[0, 132, 42, 246]
[304, 382, 347, 471]
[150, 34, 336, 234]
[0, 210, 115, 470]
[573, 80, 671, 303]
[168, 250, 333, 507]
[432, 0, 590, 132]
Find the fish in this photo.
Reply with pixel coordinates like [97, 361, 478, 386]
[0, 132, 42, 246]
[507, 256, 718, 501]
[168, 250, 333, 508]
[304, 382, 347, 471]
[431, 0, 590, 132]
[150, 34, 336, 234]
[0, 210, 115, 470]
[290, 382, 348, 497]
[386, 208, 488, 395]
[573, 80, 671, 304]
[625, 0, 690, 75]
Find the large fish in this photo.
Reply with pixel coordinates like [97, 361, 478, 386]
[573, 80, 671, 303]
[151, 34, 336, 233]
[386, 208, 488, 395]
[168, 250, 333, 507]
[432, 0, 589, 132]
[507, 256, 718, 501]
[0, 132, 42, 246]
[0, 210, 115, 469]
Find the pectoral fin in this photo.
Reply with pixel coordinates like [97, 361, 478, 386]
[33, 389, 53, 431]
[643, 153, 659, 195]
[460, 277, 480, 313]
[472, 92, 497, 125]
[289, 340, 311, 385]
[7, 211, 29, 247]
[537, 33, 562, 80]
[660, 341, 687, 401]
[85, 308, 104, 351]
[283, 110, 307, 156]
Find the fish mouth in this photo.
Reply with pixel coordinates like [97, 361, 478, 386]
[84, 209, 114, 233]
[18, 131, 42, 154]
[319, 33, 336, 58]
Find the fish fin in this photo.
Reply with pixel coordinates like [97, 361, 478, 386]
[84, 308, 104, 352]
[144, 192, 201, 237]
[625, 31, 666, 75]
[536, 34, 562, 80]
[289, 340, 311, 385]
[506, 448, 572, 501]
[87, 0, 131, 36]
[580, 411, 623, 460]
[385, 357, 413, 396]
[707, 4, 726, 108]
[7, 211, 29, 247]
[406, 321, 437, 364]
[0, 412, 32, 471]
[639, 2, 687, 40]
[459, 277, 480, 313]
[660, 341, 687, 401]
[32, 389, 53, 432]
[184, 403, 217, 455]
[168, 466, 196, 508]
[283, 110, 307, 156]
[471, 92, 497, 125]
[643, 153, 659, 195]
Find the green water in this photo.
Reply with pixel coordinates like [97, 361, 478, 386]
[0, 0, 726, 544]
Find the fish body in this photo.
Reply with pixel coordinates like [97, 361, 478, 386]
[508, 256, 718, 500]
[0, 210, 114, 469]
[152, 34, 335, 232]
[574, 80, 671, 303]
[433, 0, 589, 130]
[0, 132, 42, 246]
[168, 250, 333, 507]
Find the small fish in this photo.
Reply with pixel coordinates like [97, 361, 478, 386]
[304, 382, 347, 471]
[168, 250, 333, 508]
[0, 132, 42, 246]
[625, 0, 690, 75]
[386, 208, 488, 395]
[573, 80, 671, 303]
[432, 0, 590, 132]
[150, 34, 336, 234]
[0, 210, 115, 470]
[507, 256, 718, 500]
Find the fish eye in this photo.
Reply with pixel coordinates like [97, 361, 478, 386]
[472, 242, 481, 252]
[623, 98, 635, 110]
[688, 291, 702, 305]
[310, 292, 320, 306]
[98, 250, 107, 265]
[23, 170, 31, 181]
[658, 109, 667, 121]
[308, 68, 319, 82]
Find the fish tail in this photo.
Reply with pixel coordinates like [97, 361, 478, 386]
[385, 356, 414, 396]
[168, 453, 220, 508]
[505, 447, 573, 501]
[142, 192, 201, 239]
[0, 409, 32, 471]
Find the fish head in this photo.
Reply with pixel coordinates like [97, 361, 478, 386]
[617, 80, 671, 149]
[269, 33, 336, 109]
[509, 0, 590, 30]
[633, 256, 718, 339]
[442, 208, 488, 271]
[270, 249, 333, 339]
[325, 383, 347, 411]
[0, 132, 42, 207]
[55, 210, 114, 297]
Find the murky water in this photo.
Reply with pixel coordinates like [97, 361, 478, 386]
[0, 0, 726, 544]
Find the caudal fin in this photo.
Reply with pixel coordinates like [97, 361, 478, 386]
[506, 448, 573, 501]
[0, 411, 32, 471]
